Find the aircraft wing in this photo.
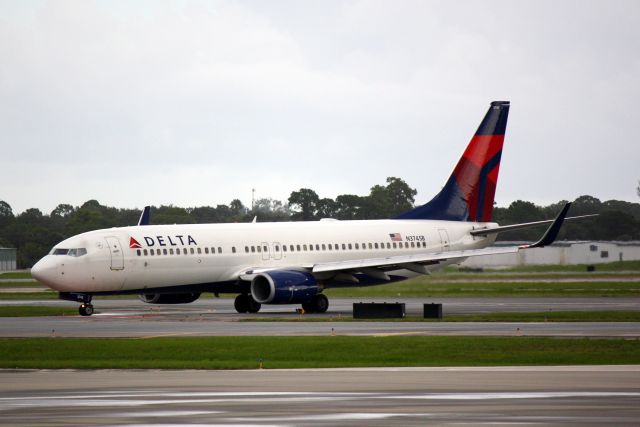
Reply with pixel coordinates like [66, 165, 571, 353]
[240, 202, 572, 281]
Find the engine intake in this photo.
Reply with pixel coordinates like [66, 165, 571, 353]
[139, 292, 201, 304]
[251, 270, 318, 304]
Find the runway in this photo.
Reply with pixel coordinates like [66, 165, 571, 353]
[1, 366, 639, 426]
[2, 316, 640, 338]
[2, 297, 640, 337]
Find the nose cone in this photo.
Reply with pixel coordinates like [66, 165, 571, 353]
[31, 257, 58, 289]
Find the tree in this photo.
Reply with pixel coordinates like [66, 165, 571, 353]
[288, 189, 320, 221]
[51, 204, 74, 218]
[384, 177, 417, 215]
[0, 200, 14, 231]
[637, 180, 640, 199]
[335, 194, 364, 220]
[315, 198, 338, 219]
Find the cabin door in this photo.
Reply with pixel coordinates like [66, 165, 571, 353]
[438, 229, 450, 251]
[260, 242, 270, 261]
[105, 237, 124, 270]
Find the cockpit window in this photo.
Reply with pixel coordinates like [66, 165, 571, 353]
[68, 248, 88, 257]
[50, 248, 87, 257]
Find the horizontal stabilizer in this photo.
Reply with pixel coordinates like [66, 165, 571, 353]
[470, 213, 598, 237]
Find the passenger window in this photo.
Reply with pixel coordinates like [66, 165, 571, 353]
[405, 242, 409, 248]
[328, 244, 332, 250]
[263, 245, 268, 252]
[197, 248, 202, 254]
[297, 244, 301, 251]
[190, 248, 195, 255]
[245, 246, 249, 253]
[423, 241, 427, 248]
[393, 242, 397, 249]
[205, 247, 209, 254]
[410, 242, 415, 248]
[340, 243, 345, 250]
[257, 246, 261, 253]
[283, 245, 287, 252]
[150, 249, 155, 256]
[218, 247, 222, 253]
[143, 249, 148, 256]
[322, 244, 326, 250]
[309, 245, 314, 251]
[183, 248, 188, 254]
[303, 244, 308, 251]
[368, 243, 373, 249]
[163, 249, 168, 255]
[348, 243, 352, 250]
[386, 243, 390, 249]
[374, 243, 379, 249]
[232, 247, 236, 253]
[251, 246, 256, 253]
[314, 244, 319, 251]
[137, 250, 141, 256]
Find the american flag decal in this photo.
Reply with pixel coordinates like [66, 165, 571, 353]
[389, 233, 402, 242]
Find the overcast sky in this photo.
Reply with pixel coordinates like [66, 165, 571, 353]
[1, 0, 638, 215]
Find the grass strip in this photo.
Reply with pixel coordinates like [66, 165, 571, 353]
[1, 336, 639, 369]
[0, 306, 78, 317]
[325, 280, 640, 297]
[0, 272, 32, 280]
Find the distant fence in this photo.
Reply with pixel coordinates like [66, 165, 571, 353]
[462, 241, 640, 268]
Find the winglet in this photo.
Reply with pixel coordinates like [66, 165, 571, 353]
[521, 203, 571, 249]
[138, 206, 151, 226]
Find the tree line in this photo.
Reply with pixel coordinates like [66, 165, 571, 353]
[1, 176, 639, 268]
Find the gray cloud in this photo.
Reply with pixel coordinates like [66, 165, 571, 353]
[1, 0, 638, 214]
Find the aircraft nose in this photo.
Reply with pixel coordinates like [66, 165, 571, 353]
[31, 257, 57, 288]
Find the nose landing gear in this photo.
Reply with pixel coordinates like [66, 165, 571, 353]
[79, 303, 94, 316]
[59, 292, 95, 316]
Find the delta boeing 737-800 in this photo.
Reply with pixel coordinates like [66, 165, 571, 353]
[31, 101, 592, 316]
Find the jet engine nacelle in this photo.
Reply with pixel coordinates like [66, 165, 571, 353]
[250, 270, 318, 304]
[139, 292, 201, 304]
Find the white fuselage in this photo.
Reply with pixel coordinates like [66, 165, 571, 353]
[32, 218, 497, 294]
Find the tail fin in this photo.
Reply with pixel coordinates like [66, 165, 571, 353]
[395, 101, 510, 222]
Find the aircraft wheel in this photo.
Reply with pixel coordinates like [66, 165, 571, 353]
[79, 303, 94, 316]
[234, 294, 250, 313]
[314, 294, 329, 313]
[301, 301, 316, 313]
[247, 297, 261, 314]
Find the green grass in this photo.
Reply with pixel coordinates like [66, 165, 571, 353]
[0, 271, 32, 279]
[476, 260, 640, 273]
[0, 336, 639, 369]
[0, 292, 59, 300]
[0, 306, 78, 317]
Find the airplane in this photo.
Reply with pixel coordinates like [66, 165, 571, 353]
[31, 101, 594, 316]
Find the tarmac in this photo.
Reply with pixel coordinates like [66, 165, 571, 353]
[1, 366, 639, 426]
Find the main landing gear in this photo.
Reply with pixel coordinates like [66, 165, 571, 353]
[302, 294, 329, 314]
[234, 294, 261, 313]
